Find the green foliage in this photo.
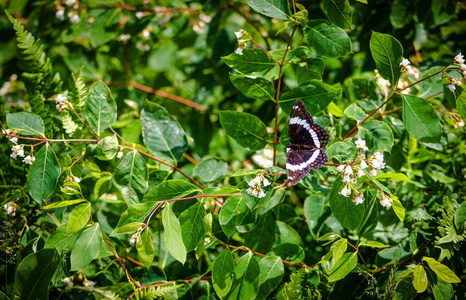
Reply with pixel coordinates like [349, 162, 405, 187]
[1, 0, 466, 299]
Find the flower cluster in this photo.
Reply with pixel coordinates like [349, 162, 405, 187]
[3, 128, 18, 144]
[55, 0, 80, 23]
[193, 13, 212, 34]
[61, 277, 74, 289]
[234, 29, 248, 55]
[252, 148, 273, 169]
[129, 226, 144, 244]
[246, 173, 270, 198]
[448, 77, 462, 92]
[54, 94, 70, 112]
[380, 194, 393, 208]
[4, 202, 16, 217]
[399, 58, 420, 79]
[374, 70, 390, 97]
[454, 53, 466, 79]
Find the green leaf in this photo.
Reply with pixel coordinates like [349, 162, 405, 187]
[326, 140, 357, 163]
[212, 249, 235, 299]
[422, 257, 461, 283]
[66, 202, 91, 234]
[136, 228, 155, 268]
[61, 181, 82, 196]
[27, 143, 61, 204]
[13, 248, 60, 300]
[44, 224, 80, 254]
[391, 195, 405, 222]
[413, 265, 428, 293]
[85, 80, 117, 136]
[287, 47, 325, 83]
[179, 201, 206, 252]
[328, 252, 358, 282]
[143, 179, 201, 202]
[43, 199, 86, 209]
[322, 0, 353, 29]
[279, 80, 340, 115]
[6, 112, 45, 136]
[332, 238, 348, 262]
[359, 120, 394, 152]
[304, 194, 326, 232]
[193, 158, 229, 183]
[244, 213, 276, 253]
[344, 103, 368, 122]
[94, 134, 119, 160]
[114, 150, 148, 206]
[257, 256, 284, 300]
[70, 224, 102, 271]
[245, 0, 289, 19]
[222, 49, 279, 77]
[304, 20, 352, 58]
[141, 100, 188, 161]
[328, 176, 364, 230]
[390, 0, 415, 28]
[273, 243, 305, 263]
[227, 252, 260, 299]
[369, 32, 403, 86]
[219, 111, 268, 151]
[455, 201, 466, 229]
[402, 94, 441, 143]
[456, 86, 466, 119]
[359, 241, 387, 248]
[375, 172, 413, 183]
[111, 202, 157, 236]
[260, 187, 286, 215]
[162, 203, 187, 264]
[229, 73, 276, 101]
[219, 195, 250, 237]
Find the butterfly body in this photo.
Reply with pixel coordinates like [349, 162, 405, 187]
[286, 100, 329, 185]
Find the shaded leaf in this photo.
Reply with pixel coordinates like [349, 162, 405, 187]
[246, 0, 289, 19]
[328, 176, 364, 230]
[402, 94, 441, 143]
[85, 81, 117, 136]
[219, 111, 268, 151]
[6, 112, 45, 136]
[322, 0, 353, 29]
[162, 204, 187, 264]
[212, 249, 235, 299]
[136, 228, 155, 268]
[70, 224, 102, 271]
[114, 150, 148, 205]
[369, 32, 403, 86]
[305, 20, 352, 58]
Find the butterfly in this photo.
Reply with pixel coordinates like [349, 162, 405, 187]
[286, 100, 329, 185]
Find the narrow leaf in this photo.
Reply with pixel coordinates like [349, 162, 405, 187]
[66, 202, 91, 234]
[136, 228, 155, 268]
[162, 204, 187, 264]
[143, 179, 201, 202]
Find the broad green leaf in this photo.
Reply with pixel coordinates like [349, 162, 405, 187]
[328, 176, 364, 230]
[141, 100, 188, 161]
[193, 158, 229, 183]
[344, 103, 368, 122]
[456, 86, 466, 119]
[326, 140, 357, 163]
[369, 32, 403, 86]
[273, 243, 305, 263]
[27, 143, 61, 204]
[179, 201, 206, 252]
[136, 228, 155, 268]
[244, 213, 276, 253]
[422, 257, 461, 283]
[6, 112, 45, 136]
[61, 181, 82, 196]
[144, 179, 201, 202]
[257, 256, 284, 300]
[328, 252, 358, 282]
[227, 252, 260, 299]
[413, 265, 428, 293]
[356, 192, 379, 235]
[229, 73, 276, 101]
[85, 80, 117, 136]
[390, 0, 415, 28]
[276, 221, 301, 245]
[13, 248, 60, 300]
[359, 120, 394, 152]
[66, 202, 91, 234]
[455, 201, 466, 229]
[279, 80, 340, 115]
[260, 187, 285, 215]
[332, 238, 348, 262]
[111, 202, 157, 236]
[219, 111, 267, 151]
[375, 172, 413, 183]
[344, 77, 379, 102]
[44, 224, 79, 253]
[322, 0, 353, 29]
[391, 195, 405, 222]
[304, 20, 352, 58]
[304, 194, 326, 232]
[114, 150, 148, 206]
[222, 49, 278, 77]
[287, 47, 325, 83]
[70, 224, 102, 271]
[43, 199, 86, 210]
[212, 249, 235, 299]
[430, 274, 454, 300]
[246, 0, 289, 19]
[359, 241, 387, 248]
[219, 195, 249, 237]
[402, 94, 441, 143]
[162, 204, 187, 264]
[94, 134, 119, 160]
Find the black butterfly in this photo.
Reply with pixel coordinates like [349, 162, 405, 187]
[286, 100, 329, 185]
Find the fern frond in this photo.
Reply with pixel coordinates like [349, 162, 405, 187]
[277, 268, 307, 300]
[69, 68, 88, 110]
[134, 283, 183, 300]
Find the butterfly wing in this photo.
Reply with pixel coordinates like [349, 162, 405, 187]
[288, 100, 329, 148]
[286, 147, 328, 185]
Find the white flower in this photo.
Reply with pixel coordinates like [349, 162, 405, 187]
[23, 155, 35, 165]
[65, 0, 76, 6]
[353, 193, 364, 205]
[336, 165, 345, 173]
[457, 119, 465, 128]
[200, 13, 211, 23]
[68, 12, 80, 24]
[380, 195, 393, 208]
[344, 165, 354, 176]
[235, 30, 244, 39]
[4, 202, 15, 216]
[118, 34, 131, 42]
[342, 173, 351, 182]
[56, 8, 65, 20]
[360, 160, 369, 169]
[246, 174, 269, 198]
[454, 53, 465, 65]
[136, 12, 145, 19]
[339, 186, 351, 197]
[142, 28, 151, 39]
[84, 280, 95, 287]
[257, 189, 266, 198]
[55, 94, 67, 103]
[117, 150, 124, 159]
[74, 177, 81, 183]
[406, 66, 420, 79]
[449, 83, 456, 92]
[355, 138, 369, 151]
[370, 169, 377, 176]
[461, 64, 466, 71]
[61, 277, 74, 288]
[371, 152, 385, 170]
[252, 148, 273, 168]
[262, 178, 271, 187]
[136, 41, 150, 51]
[357, 168, 365, 178]
[10, 137, 18, 144]
[88, 16, 95, 23]
[235, 47, 243, 55]
[351, 177, 357, 184]
[400, 58, 410, 68]
[129, 232, 139, 244]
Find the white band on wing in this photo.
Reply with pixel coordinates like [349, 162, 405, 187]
[286, 150, 321, 171]
[289, 117, 321, 148]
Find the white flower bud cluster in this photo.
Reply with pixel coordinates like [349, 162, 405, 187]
[399, 58, 420, 79]
[4, 202, 16, 216]
[54, 94, 70, 112]
[246, 173, 270, 198]
[3, 128, 18, 144]
[251, 148, 273, 169]
[454, 53, 466, 80]
[55, 1, 80, 23]
[234, 29, 248, 55]
[374, 70, 391, 97]
[193, 13, 212, 34]
[129, 226, 144, 244]
[61, 277, 74, 288]
[380, 194, 393, 208]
